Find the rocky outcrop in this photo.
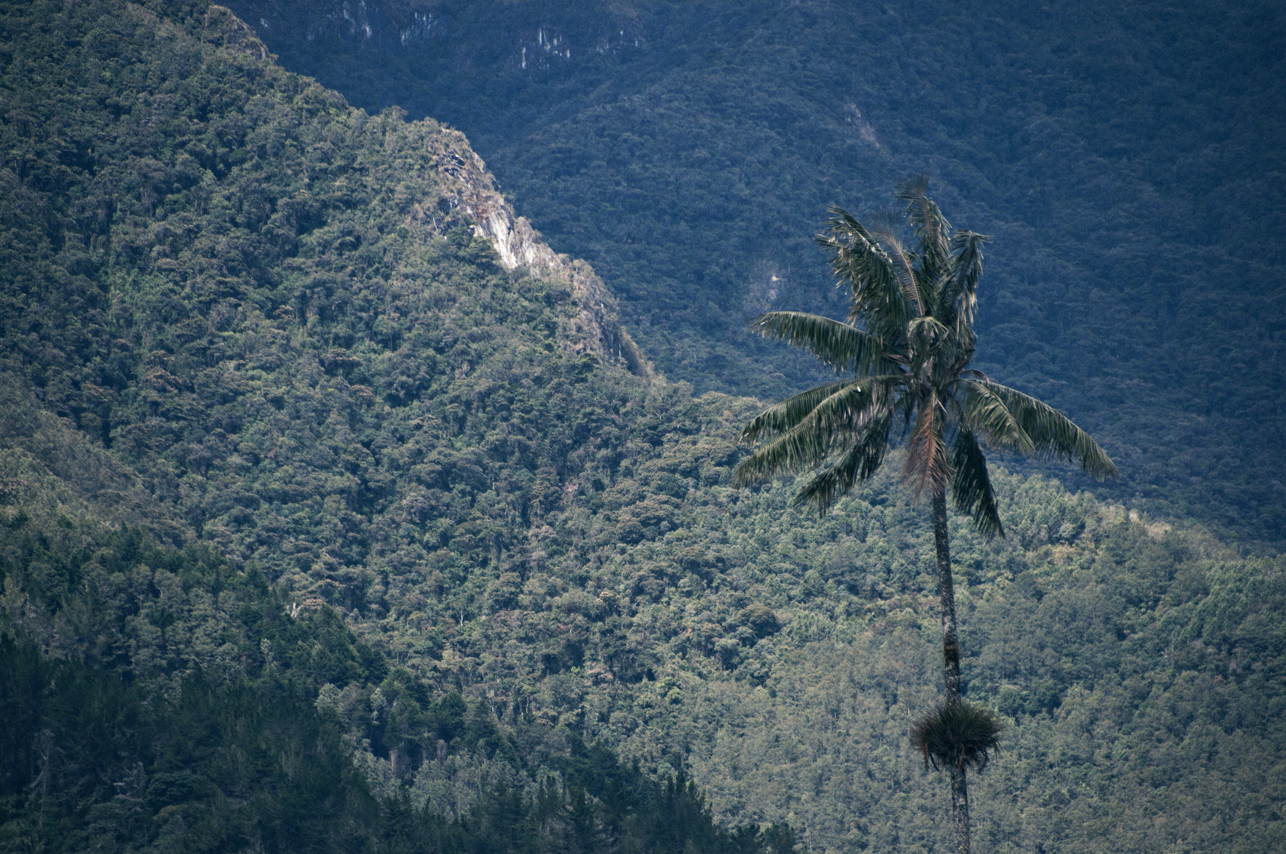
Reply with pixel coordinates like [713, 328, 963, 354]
[427, 140, 652, 379]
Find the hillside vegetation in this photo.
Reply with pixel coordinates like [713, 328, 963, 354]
[227, 0, 1286, 547]
[1, 1, 1284, 852]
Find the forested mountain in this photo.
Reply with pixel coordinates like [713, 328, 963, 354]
[1, 1, 1284, 852]
[224, 0, 1286, 547]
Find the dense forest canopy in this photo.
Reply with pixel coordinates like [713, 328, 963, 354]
[224, 0, 1286, 548]
[0, 1, 1283, 851]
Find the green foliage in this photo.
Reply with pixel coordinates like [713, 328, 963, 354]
[736, 182, 1114, 529]
[910, 700, 1003, 773]
[229, 0, 1286, 548]
[0, 520, 789, 853]
[0, 2, 1284, 853]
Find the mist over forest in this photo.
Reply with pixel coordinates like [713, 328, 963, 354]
[1, 1, 1283, 852]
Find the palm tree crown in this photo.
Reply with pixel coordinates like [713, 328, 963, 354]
[733, 176, 1116, 531]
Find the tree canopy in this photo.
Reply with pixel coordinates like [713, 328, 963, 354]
[0, 2, 1283, 852]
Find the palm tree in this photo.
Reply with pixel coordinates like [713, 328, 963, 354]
[733, 176, 1117, 854]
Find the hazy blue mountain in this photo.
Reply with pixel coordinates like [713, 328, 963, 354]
[227, 0, 1286, 546]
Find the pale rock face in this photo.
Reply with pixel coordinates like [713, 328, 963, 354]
[420, 136, 652, 379]
[485, 209, 557, 271]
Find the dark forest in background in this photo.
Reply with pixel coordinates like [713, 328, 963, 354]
[227, 0, 1286, 547]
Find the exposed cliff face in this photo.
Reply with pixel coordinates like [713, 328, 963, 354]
[423, 138, 652, 378]
[203, 1, 651, 379]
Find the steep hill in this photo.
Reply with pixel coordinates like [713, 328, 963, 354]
[1, 1, 1284, 852]
[224, 0, 1286, 548]
[0, 3, 785, 851]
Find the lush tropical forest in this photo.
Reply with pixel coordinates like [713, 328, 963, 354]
[227, 0, 1286, 548]
[0, 0, 1283, 852]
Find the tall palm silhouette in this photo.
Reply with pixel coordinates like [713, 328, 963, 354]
[733, 176, 1117, 854]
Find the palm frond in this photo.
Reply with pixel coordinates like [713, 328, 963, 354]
[734, 380, 896, 486]
[906, 315, 950, 361]
[863, 208, 904, 240]
[740, 378, 864, 443]
[897, 174, 950, 283]
[938, 230, 987, 331]
[749, 312, 887, 375]
[732, 421, 832, 487]
[951, 430, 1003, 538]
[960, 381, 1035, 454]
[882, 232, 926, 318]
[793, 412, 893, 515]
[965, 380, 1118, 479]
[818, 207, 917, 338]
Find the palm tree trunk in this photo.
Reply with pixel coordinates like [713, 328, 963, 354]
[932, 489, 962, 701]
[932, 488, 970, 854]
[950, 764, 971, 854]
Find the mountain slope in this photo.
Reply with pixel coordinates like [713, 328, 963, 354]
[225, 0, 1286, 547]
[1, 2, 1284, 852]
[0, 3, 787, 851]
